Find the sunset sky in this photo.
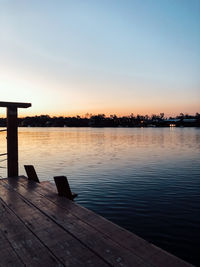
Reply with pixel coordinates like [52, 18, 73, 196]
[0, 0, 200, 117]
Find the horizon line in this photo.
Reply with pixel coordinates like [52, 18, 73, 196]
[0, 111, 199, 119]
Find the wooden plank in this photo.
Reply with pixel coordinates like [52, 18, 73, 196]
[18, 177, 192, 267]
[3, 178, 153, 267]
[0, 194, 63, 266]
[148, 245, 193, 267]
[24, 165, 40, 183]
[7, 106, 18, 177]
[0, 180, 109, 267]
[0, 101, 31, 108]
[0, 227, 24, 266]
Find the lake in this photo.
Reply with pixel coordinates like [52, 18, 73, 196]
[0, 127, 200, 265]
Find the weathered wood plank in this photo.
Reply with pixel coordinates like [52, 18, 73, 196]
[0, 196, 63, 266]
[19, 177, 192, 267]
[3, 178, 151, 267]
[0, 227, 24, 266]
[0, 101, 31, 108]
[0, 180, 109, 267]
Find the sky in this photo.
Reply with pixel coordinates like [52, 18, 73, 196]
[0, 0, 200, 117]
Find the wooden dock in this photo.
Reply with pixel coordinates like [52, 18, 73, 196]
[0, 176, 192, 267]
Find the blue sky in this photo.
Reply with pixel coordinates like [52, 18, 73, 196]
[0, 0, 199, 116]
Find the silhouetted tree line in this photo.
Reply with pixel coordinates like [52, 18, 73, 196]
[0, 113, 200, 127]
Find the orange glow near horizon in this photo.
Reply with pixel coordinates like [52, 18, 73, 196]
[1, 68, 199, 118]
[0, 105, 199, 119]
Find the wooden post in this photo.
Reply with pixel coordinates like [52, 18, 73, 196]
[0, 101, 31, 178]
[7, 106, 18, 177]
[54, 176, 77, 200]
[24, 165, 40, 183]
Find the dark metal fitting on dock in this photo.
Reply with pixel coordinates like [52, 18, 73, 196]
[54, 176, 78, 200]
[24, 165, 40, 183]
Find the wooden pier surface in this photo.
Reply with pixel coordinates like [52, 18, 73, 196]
[0, 176, 192, 266]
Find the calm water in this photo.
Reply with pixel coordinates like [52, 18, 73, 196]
[0, 127, 200, 265]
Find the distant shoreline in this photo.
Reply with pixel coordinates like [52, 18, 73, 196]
[16, 125, 199, 128]
[0, 113, 200, 128]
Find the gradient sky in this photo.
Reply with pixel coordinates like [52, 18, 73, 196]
[0, 0, 200, 117]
